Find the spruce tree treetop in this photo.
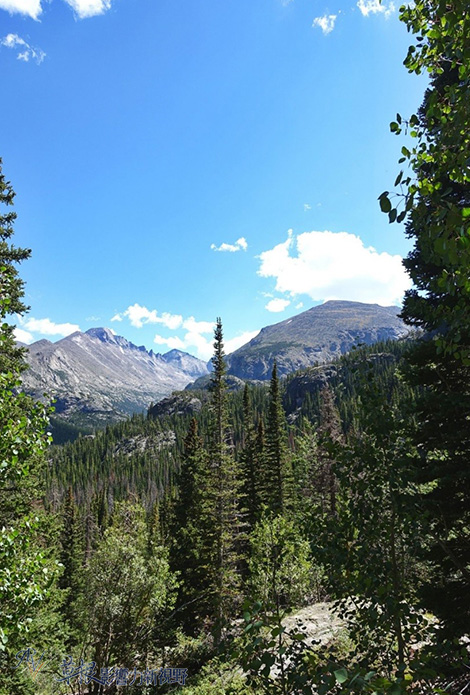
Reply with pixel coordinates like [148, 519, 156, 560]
[0, 158, 31, 373]
[210, 317, 227, 388]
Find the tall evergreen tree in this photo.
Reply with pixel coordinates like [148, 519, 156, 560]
[0, 158, 31, 374]
[239, 384, 261, 530]
[207, 318, 242, 643]
[59, 487, 84, 644]
[317, 385, 342, 517]
[170, 418, 212, 633]
[263, 361, 293, 515]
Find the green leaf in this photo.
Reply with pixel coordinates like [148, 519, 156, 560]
[334, 668, 348, 684]
[379, 194, 392, 213]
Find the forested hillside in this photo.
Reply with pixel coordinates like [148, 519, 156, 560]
[47, 337, 412, 513]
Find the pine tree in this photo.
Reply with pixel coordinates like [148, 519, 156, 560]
[263, 361, 293, 515]
[317, 385, 342, 517]
[0, 158, 31, 374]
[59, 487, 84, 644]
[239, 385, 261, 530]
[207, 318, 242, 643]
[170, 418, 212, 633]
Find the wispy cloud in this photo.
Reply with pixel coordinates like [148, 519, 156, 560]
[111, 304, 183, 330]
[225, 329, 259, 354]
[1, 33, 45, 64]
[154, 334, 186, 351]
[20, 317, 80, 337]
[115, 304, 257, 360]
[182, 316, 214, 334]
[14, 327, 34, 344]
[211, 237, 248, 253]
[258, 229, 411, 306]
[303, 203, 311, 211]
[155, 327, 259, 360]
[154, 319, 213, 360]
[312, 14, 337, 35]
[0, 0, 114, 19]
[0, 0, 41, 19]
[265, 298, 291, 313]
[357, 0, 395, 18]
[63, 0, 111, 19]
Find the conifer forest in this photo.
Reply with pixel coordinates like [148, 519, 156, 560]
[1, 2, 470, 694]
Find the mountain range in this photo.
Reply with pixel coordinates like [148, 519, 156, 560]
[20, 327, 208, 428]
[20, 301, 409, 431]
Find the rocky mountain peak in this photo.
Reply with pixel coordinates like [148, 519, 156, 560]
[85, 327, 119, 343]
[226, 300, 408, 380]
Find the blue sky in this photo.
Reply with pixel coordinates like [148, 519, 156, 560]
[1, 0, 426, 360]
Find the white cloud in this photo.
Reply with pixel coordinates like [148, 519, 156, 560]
[177, 327, 260, 360]
[0, 0, 41, 19]
[303, 204, 311, 211]
[0, 0, 113, 19]
[265, 298, 291, 313]
[63, 0, 111, 18]
[211, 237, 248, 253]
[113, 305, 217, 358]
[113, 304, 183, 330]
[158, 312, 183, 330]
[182, 316, 214, 334]
[295, 302, 304, 309]
[357, 0, 395, 18]
[225, 330, 259, 354]
[258, 229, 411, 306]
[154, 334, 186, 351]
[1, 33, 45, 63]
[312, 14, 337, 35]
[162, 327, 260, 362]
[14, 327, 34, 344]
[23, 317, 80, 337]
[118, 307, 258, 360]
[183, 331, 213, 360]
[158, 329, 213, 361]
